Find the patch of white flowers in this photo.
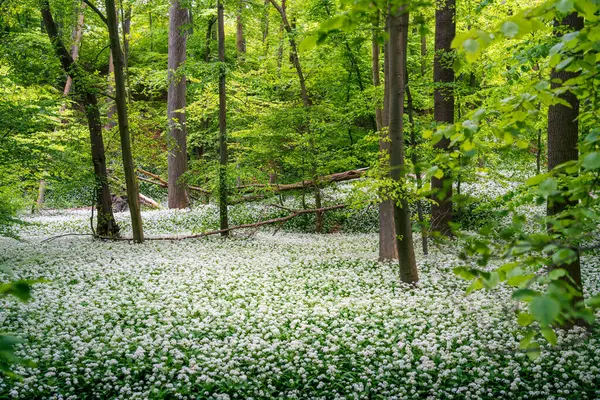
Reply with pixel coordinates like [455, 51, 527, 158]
[0, 176, 599, 398]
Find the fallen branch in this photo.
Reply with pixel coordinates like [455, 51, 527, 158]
[97, 204, 347, 241]
[138, 168, 367, 201]
[137, 169, 210, 195]
[139, 193, 161, 209]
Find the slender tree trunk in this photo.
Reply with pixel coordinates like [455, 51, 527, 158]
[105, 0, 144, 243]
[262, 0, 269, 46]
[36, 179, 46, 211]
[236, 1, 246, 54]
[407, 71, 428, 255]
[270, 0, 322, 232]
[420, 17, 427, 77]
[379, 12, 398, 261]
[61, 1, 86, 108]
[105, 6, 118, 131]
[41, 0, 119, 237]
[121, 5, 132, 104]
[387, 6, 418, 283]
[547, 13, 584, 326]
[218, 0, 229, 236]
[372, 11, 383, 132]
[431, 0, 455, 236]
[167, 0, 189, 209]
[204, 15, 216, 62]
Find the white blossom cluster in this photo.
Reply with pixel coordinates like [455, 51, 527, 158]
[1, 211, 599, 399]
[2, 175, 599, 398]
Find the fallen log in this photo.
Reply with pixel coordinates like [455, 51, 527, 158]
[139, 193, 161, 209]
[137, 169, 210, 195]
[138, 168, 368, 200]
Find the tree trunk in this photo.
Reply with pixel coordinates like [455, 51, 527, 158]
[105, 5, 118, 131]
[105, 0, 144, 243]
[379, 12, 398, 261]
[420, 17, 427, 77]
[547, 13, 584, 327]
[60, 1, 86, 109]
[407, 71, 428, 255]
[204, 15, 216, 62]
[262, 0, 269, 46]
[218, 0, 229, 236]
[431, 0, 455, 236]
[387, 6, 418, 283]
[167, 0, 189, 209]
[372, 11, 383, 132]
[270, 0, 322, 232]
[36, 179, 46, 211]
[40, 0, 119, 237]
[236, 1, 246, 54]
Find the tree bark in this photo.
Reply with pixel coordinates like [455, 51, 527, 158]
[431, 0, 455, 236]
[236, 1, 246, 54]
[36, 179, 46, 211]
[387, 6, 418, 283]
[270, 0, 322, 232]
[218, 0, 229, 236]
[105, 0, 144, 243]
[547, 13, 584, 326]
[41, 0, 119, 237]
[379, 11, 398, 261]
[61, 1, 86, 107]
[167, 0, 189, 209]
[372, 11, 383, 132]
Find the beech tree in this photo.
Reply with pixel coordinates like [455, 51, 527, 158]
[547, 12, 584, 325]
[104, 0, 144, 243]
[431, 0, 455, 236]
[40, 0, 119, 237]
[167, 0, 190, 209]
[218, 0, 229, 235]
[387, 4, 418, 283]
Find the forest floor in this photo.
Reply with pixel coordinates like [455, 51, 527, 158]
[1, 208, 599, 399]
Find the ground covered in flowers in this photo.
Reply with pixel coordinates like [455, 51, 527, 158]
[1, 207, 600, 399]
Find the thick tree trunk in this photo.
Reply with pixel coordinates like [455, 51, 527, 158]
[218, 0, 229, 236]
[41, 0, 119, 237]
[105, 0, 144, 243]
[236, 1, 246, 54]
[379, 12, 398, 261]
[387, 6, 418, 283]
[547, 13, 584, 326]
[431, 0, 455, 236]
[167, 0, 189, 209]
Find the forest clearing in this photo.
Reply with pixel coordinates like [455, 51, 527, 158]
[1, 0, 600, 398]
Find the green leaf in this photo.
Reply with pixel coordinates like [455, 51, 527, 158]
[549, 268, 567, 280]
[537, 178, 557, 197]
[551, 248, 578, 266]
[517, 312, 534, 326]
[525, 173, 548, 186]
[526, 343, 541, 360]
[529, 296, 560, 327]
[556, 0, 574, 13]
[299, 35, 318, 52]
[541, 327, 558, 346]
[501, 21, 520, 38]
[582, 152, 600, 170]
[512, 288, 539, 301]
[453, 267, 478, 280]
